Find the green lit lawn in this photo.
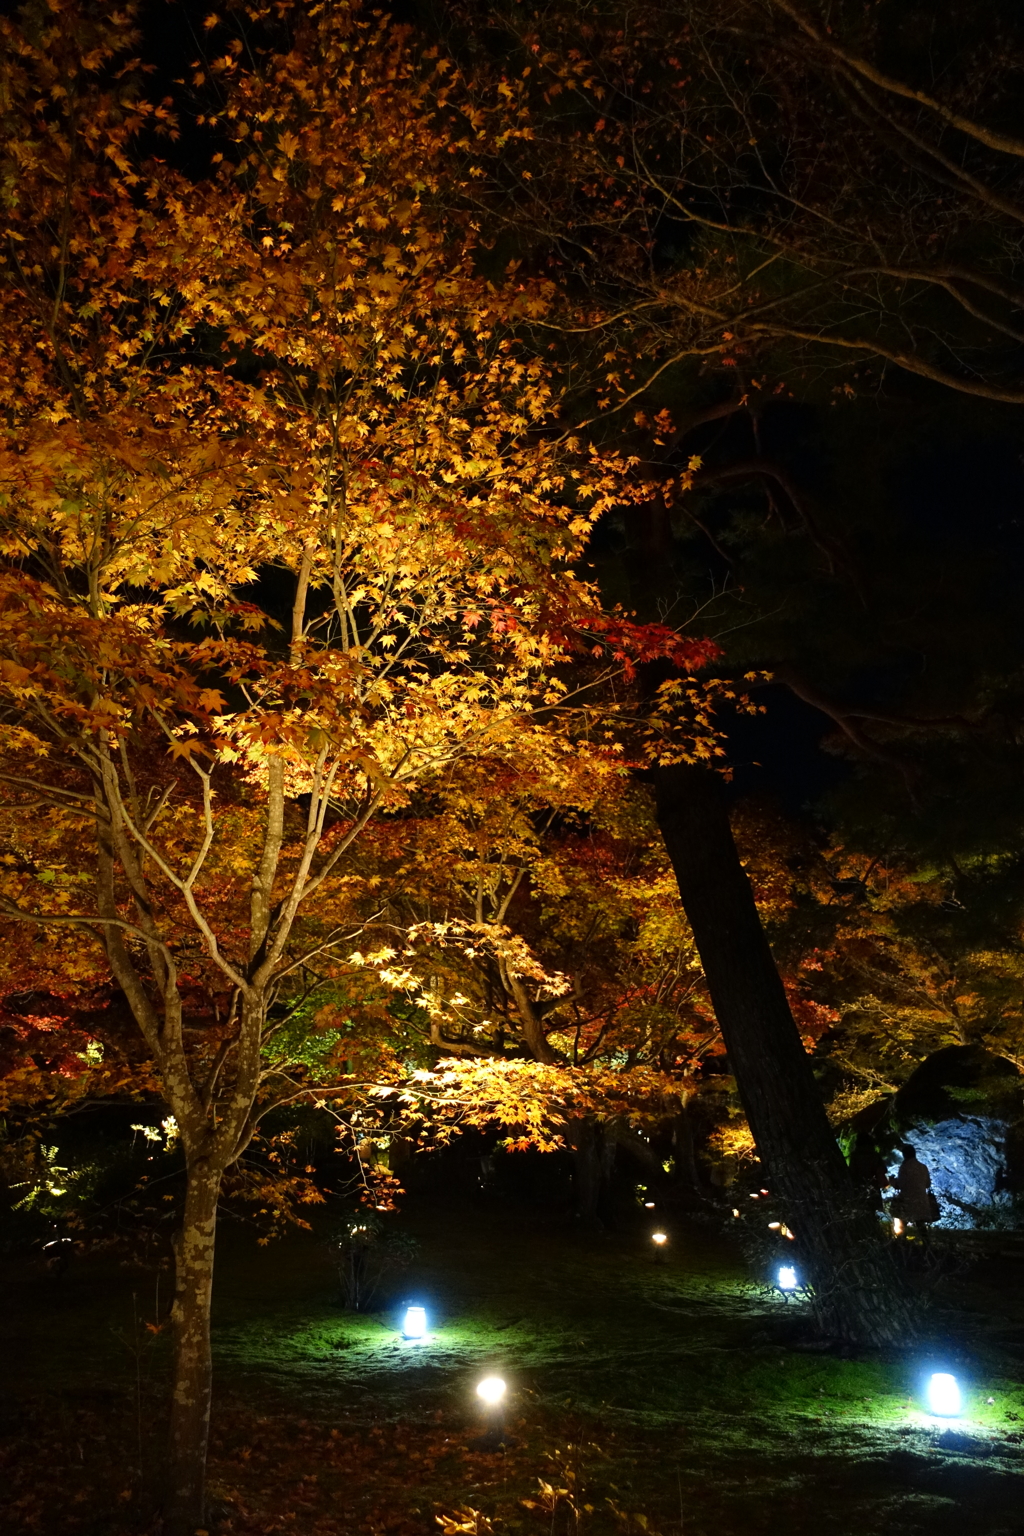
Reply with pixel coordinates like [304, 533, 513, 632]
[4, 1194, 1024, 1534]
[208, 1199, 1024, 1533]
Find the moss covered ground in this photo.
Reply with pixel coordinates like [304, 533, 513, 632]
[3, 1192, 1024, 1535]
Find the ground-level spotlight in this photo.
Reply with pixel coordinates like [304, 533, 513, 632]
[469, 1376, 512, 1451]
[402, 1305, 427, 1340]
[926, 1373, 961, 1417]
[777, 1265, 798, 1291]
[477, 1376, 506, 1407]
[651, 1231, 668, 1246]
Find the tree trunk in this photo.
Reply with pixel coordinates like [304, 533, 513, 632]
[671, 1097, 705, 1206]
[652, 762, 915, 1345]
[569, 1116, 605, 1224]
[165, 1157, 223, 1536]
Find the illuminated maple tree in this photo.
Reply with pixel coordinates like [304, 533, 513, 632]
[295, 754, 718, 1217]
[0, 4, 726, 1527]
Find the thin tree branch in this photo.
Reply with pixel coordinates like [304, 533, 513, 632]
[772, 0, 1024, 161]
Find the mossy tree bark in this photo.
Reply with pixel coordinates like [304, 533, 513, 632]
[652, 762, 915, 1345]
[166, 1159, 224, 1536]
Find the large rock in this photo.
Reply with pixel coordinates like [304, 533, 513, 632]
[886, 1115, 1012, 1228]
[885, 1047, 1024, 1229]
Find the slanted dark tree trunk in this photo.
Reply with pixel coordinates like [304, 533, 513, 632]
[165, 1158, 224, 1536]
[652, 762, 915, 1345]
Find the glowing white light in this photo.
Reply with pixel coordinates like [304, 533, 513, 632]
[927, 1373, 961, 1417]
[732, 1208, 740, 1218]
[644, 1202, 656, 1208]
[892, 1217, 904, 1236]
[778, 1265, 798, 1291]
[477, 1376, 506, 1406]
[651, 1231, 668, 1245]
[402, 1306, 427, 1339]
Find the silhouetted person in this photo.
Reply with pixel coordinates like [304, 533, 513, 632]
[893, 1144, 935, 1232]
[849, 1133, 888, 1212]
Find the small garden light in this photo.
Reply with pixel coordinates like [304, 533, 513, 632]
[468, 1376, 512, 1451]
[777, 1265, 798, 1291]
[402, 1305, 427, 1340]
[926, 1373, 961, 1417]
[651, 1231, 668, 1246]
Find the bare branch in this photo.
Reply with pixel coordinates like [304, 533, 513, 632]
[0, 897, 177, 958]
[772, 0, 1024, 161]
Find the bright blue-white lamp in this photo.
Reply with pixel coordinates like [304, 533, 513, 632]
[402, 1305, 427, 1340]
[926, 1373, 961, 1417]
[777, 1265, 798, 1291]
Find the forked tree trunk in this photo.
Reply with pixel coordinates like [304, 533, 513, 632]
[165, 1157, 224, 1536]
[652, 763, 915, 1345]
